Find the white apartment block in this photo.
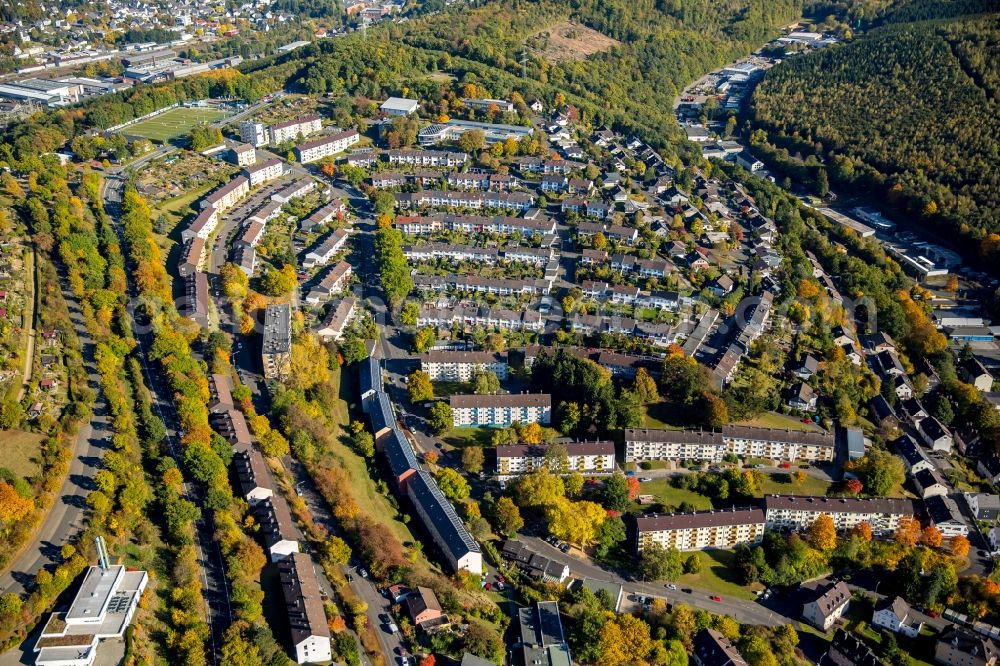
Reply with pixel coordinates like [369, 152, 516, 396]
[624, 426, 835, 463]
[201, 175, 249, 212]
[386, 149, 468, 167]
[420, 350, 508, 382]
[242, 158, 284, 187]
[764, 495, 917, 536]
[303, 228, 349, 268]
[181, 208, 218, 244]
[449, 393, 551, 427]
[496, 441, 615, 479]
[239, 120, 269, 147]
[395, 190, 536, 212]
[270, 114, 323, 145]
[394, 214, 557, 237]
[631, 507, 766, 553]
[416, 305, 543, 332]
[295, 129, 361, 164]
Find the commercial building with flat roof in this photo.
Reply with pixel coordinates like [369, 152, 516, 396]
[380, 97, 419, 116]
[34, 559, 148, 666]
[517, 601, 572, 666]
[419, 118, 533, 146]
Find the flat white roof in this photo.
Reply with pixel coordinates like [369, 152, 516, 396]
[381, 96, 419, 112]
[65, 565, 123, 623]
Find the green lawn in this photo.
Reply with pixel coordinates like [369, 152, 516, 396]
[441, 426, 494, 451]
[430, 380, 469, 398]
[757, 472, 832, 497]
[326, 367, 417, 547]
[124, 107, 229, 143]
[152, 182, 217, 231]
[637, 477, 712, 510]
[642, 402, 686, 429]
[676, 550, 760, 600]
[733, 411, 824, 432]
[0, 429, 44, 479]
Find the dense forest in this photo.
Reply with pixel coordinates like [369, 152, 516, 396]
[749, 2, 1000, 262]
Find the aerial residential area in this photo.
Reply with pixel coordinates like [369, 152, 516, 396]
[0, 1, 998, 666]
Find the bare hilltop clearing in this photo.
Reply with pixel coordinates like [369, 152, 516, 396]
[529, 20, 620, 63]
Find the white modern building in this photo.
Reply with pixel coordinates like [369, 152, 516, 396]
[34, 542, 148, 666]
[380, 97, 419, 116]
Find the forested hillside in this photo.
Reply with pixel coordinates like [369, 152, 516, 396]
[272, 0, 800, 163]
[749, 3, 1000, 260]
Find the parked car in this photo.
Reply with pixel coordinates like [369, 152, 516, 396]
[639, 477, 652, 482]
[358, 567, 368, 578]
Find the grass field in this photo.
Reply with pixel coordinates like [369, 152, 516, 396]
[637, 478, 713, 510]
[642, 402, 686, 429]
[441, 426, 494, 451]
[124, 107, 229, 143]
[152, 183, 217, 231]
[757, 471, 832, 497]
[734, 411, 824, 432]
[676, 550, 760, 600]
[328, 367, 420, 548]
[0, 429, 44, 479]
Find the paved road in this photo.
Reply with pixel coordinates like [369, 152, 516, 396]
[0, 278, 112, 599]
[516, 535, 785, 625]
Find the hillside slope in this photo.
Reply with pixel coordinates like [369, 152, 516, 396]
[269, 0, 800, 163]
[748, 4, 1000, 254]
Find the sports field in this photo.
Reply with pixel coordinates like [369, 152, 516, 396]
[124, 106, 229, 142]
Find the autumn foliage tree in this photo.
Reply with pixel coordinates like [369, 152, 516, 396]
[852, 522, 873, 542]
[894, 516, 922, 548]
[922, 526, 944, 548]
[598, 613, 653, 666]
[950, 535, 971, 558]
[844, 478, 864, 495]
[807, 514, 837, 552]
